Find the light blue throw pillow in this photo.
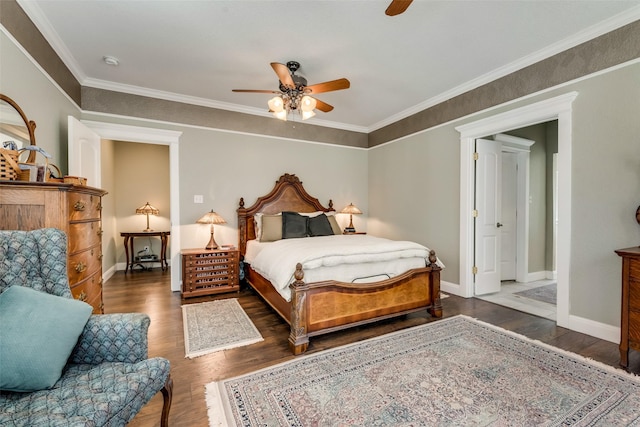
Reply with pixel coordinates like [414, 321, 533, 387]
[0, 285, 93, 392]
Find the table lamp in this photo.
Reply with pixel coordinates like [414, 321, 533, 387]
[135, 202, 159, 232]
[340, 203, 362, 233]
[197, 210, 226, 250]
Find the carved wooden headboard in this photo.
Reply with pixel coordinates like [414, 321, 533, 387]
[237, 173, 334, 256]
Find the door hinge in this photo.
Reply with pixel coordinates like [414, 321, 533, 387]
[473, 152, 479, 161]
[472, 209, 478, 217]
[472, 266, 478, 275]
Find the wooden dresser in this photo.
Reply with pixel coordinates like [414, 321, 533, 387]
[181, 248, 239, 298]
[615, 246, 640, 367]
[0, 181, 107, 313]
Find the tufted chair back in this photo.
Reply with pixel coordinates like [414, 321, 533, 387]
[0, 228, 71, 298]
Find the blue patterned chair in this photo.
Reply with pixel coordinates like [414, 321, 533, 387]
[0, 228, 173, 426]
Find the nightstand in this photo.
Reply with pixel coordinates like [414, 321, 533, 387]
[181, 248, 239, 298]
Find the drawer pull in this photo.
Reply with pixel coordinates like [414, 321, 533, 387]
[97, 229, 104, 237]
[74, 201, 86, 211]
[77, 291, 87, 302]
[98, 253, 104, 261]
[97, 203, 102, 212]
[75, 262, 86, 273]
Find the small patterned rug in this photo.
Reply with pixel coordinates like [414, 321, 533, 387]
[206, 315, 640, 426]
[182, 299, 263, 358]
[514, 283, 557, 305]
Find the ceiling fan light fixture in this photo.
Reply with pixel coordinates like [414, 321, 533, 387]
[301, 110, 316, 120]
[300, 95, 316, 112]
[273, 110, 287, 121]
[268, 96, 285, 112]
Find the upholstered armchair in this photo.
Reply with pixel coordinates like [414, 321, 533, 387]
[0, 228, 172, 426]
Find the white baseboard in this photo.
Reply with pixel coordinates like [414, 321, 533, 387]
[115, 261, 170, 271]
[526, 271, 548, 282]
[441, 280, 471, 297]
[568, 314, 620, 344]
[103, 265, 116, 283]
[438, 280, 620, 344]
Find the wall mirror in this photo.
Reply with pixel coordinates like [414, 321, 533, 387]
[0, 94, 37, 163]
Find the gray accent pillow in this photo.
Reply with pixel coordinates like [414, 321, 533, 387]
[308, 213, 334, 236]
[282, 211, 309, 239]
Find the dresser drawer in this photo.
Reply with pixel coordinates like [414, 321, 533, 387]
[68, 221, 102, 255]
[68, 246, 102, 284]
[68, 192, 102, 221]
[70, 271, 103, 314]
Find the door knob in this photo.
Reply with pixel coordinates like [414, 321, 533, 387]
[496, 222, 503, 228]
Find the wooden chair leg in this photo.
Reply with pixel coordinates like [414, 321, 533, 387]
[160, 374, 173, 427]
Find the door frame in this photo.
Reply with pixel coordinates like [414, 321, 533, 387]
[82, 120, 183, 293]
[456, 92, 577, 328]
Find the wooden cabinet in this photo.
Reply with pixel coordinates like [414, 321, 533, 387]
[615, 246, 640, 367]
[0, 181, 107, 313]
[181, 248, 239, 298]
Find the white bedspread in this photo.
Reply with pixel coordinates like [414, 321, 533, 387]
[248, 235, 444, 301]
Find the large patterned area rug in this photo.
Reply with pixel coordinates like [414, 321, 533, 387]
[206, 315, 640, 426]
[182, 299, 263, 358]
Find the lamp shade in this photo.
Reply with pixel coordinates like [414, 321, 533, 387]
[136, 202, 159, 216]
[196, 210, 226, 225]
[340, 203, 362, 215]
[197, 210, 226, 250]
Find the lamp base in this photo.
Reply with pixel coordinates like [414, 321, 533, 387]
[343, 227, 356, 233]
[143, 228, 154, 232]
[205, 232, 218, 250]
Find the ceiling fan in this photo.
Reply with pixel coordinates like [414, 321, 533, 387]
[232, 61, 350, 121]
[385, 0, 413, 16]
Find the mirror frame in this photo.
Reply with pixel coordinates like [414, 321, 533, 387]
[0, 94, 37, 163]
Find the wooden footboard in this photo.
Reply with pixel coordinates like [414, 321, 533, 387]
[287, 259, 442, 354]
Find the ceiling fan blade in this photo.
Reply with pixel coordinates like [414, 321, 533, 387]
[305, 78, 350, 94]
[271, 62, 295, 89]
[232, 89, 281, 94]
[385, 0, 413, 16]
[314, 98, 334, 113]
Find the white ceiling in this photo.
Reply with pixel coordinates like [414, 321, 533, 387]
[17, 0, 640, 133]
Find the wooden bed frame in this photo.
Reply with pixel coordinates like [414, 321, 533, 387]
[237, 173, 442, 355]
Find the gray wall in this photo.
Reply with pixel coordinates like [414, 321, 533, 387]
[369, 61, 640, 327]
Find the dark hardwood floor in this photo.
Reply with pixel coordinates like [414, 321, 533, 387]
[103, 268, 640, 427]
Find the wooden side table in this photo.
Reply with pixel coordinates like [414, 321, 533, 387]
[121, 231, 170, 272]
[615, 246, 640, 368]
[181, 248, 239, 298]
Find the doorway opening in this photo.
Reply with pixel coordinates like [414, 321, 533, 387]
[456, 92, 578, 328]
[473, 126, 558, 321]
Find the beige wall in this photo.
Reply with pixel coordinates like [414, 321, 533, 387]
[100, 139, 117, 273]
[112, 141, 171, 267]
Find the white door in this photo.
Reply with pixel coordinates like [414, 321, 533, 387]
[500, 152, 517, 280]
[68, 116, 101, 188]
[474, 138, 502, 295]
